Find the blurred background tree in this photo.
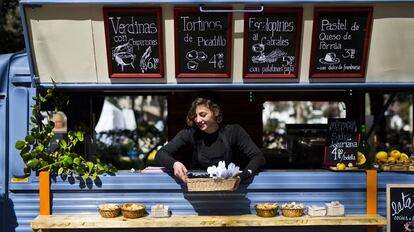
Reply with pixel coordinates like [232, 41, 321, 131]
[1, 0, 24, 53]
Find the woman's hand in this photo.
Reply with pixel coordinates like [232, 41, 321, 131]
[173, 161, 188, 182]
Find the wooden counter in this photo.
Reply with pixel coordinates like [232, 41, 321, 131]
[32, 214, 386, 230]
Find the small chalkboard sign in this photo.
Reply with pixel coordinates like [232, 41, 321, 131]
[310, 7, 372, 79]
[324, 118, 358, 165]
[174, 8, 232, 78]
[387, 184, 414, 232]
[103, 8, 163, 78]
[243, 8, 302, 79]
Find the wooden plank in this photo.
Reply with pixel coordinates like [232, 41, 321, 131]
[31, 214, 387, 229]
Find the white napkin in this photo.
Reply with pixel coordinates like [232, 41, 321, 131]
[206, 161, 242, 178]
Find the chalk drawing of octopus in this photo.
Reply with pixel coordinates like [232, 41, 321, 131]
[112, 39, 136, 71]
[251, 43, 287, 64]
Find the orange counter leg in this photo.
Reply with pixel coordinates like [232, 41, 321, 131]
[366, 170, 378, 232]
[39, 171, 50, 215]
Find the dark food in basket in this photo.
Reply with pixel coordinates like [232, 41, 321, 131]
[187, 172, 210, 178]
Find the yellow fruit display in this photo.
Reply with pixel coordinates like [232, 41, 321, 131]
[375, 151, 388, 162]
[336, 163, 346, 170]
[356, 152, 366, 166]
[399, 153, 410, 161]
[390, 149, 401, 160]
[387, 156, 397, 162]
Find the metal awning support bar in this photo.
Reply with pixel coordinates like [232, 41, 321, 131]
[199, 4, 264, 12]
[37, 82, 414, 92]
[18, 0, 414, 5]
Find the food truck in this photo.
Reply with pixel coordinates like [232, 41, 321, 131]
[2, 0, 414, 231]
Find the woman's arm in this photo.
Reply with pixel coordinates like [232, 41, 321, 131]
[231, 125, 266, 180]
[154, 129, 192, 181]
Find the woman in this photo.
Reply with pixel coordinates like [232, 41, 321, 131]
[155, 97, 266, 182]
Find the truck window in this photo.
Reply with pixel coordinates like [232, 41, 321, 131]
[92, 95, 168, 170]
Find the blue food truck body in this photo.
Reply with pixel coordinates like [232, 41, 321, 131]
[2, 0, 414, 231]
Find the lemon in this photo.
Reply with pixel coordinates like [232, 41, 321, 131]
[336, 163, 346, 170]
[356, 152, 366, 166]
[387, 156, 397, 162]
[390, 150, 401, 160]
[147, 150, 157, 160]
[376, 151, 388, 162]
[399, 153, 410, 161]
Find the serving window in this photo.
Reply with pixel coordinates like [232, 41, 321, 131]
[36, 90, 414, 171]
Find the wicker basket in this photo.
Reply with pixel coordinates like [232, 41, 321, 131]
[98, 204, 121, 218]
[185, 177, 240, 192]
[121, 203, 145, 219]
[281, 208, 304, 217]
[255, 204, 278, 217]
[390, 164, 409, 171]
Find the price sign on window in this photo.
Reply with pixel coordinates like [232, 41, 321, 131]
[324, 118, 358, 165]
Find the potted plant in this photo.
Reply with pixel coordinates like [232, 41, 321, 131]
[15, 84, 117, 180]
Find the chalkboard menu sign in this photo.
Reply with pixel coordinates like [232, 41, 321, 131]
[387, 184, 414, 232]
[103, 8, 163, 78]
[174, 8, 232, 78]
[324, 118, 357, 165]
[310, 8, 372, 79]
[244, 8, 302, 79]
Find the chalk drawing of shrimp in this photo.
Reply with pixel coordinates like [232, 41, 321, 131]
[251, 43, 287, 64]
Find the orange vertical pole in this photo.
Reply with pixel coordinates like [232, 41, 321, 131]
[366, 169, 377, 232]
[39, 171, 51, 215]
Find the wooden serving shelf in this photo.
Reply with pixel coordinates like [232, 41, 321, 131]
[32, 214, 386, 230]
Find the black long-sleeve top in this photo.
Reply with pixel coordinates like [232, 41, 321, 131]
[155, 124, 266, 180]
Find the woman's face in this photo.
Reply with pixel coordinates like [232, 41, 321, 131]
[194, 104, 219, 133]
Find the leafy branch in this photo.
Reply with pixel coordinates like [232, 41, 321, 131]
[15, 84, 116, 180]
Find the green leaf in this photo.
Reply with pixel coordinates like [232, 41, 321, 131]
[97, 163, 105, 171]
[58, 167, 64, 175]
[87, 162, 94, 173]
[27, 158, 39, 168]
[82, 173, 89, 180]
[21, 146, 30, 155]
[59, 140, 67, 149]
[63, 157, 73, 166]
[15, 140, 26, 150]
[76, 131, 84, 142]
[25, 135, 35, 144]
[39, 96, 47, 102]
[92, 172, 97, 180]
[36, 144, 44, 152]
[40, 161, 48, 168]
[73, 157, 81, 166]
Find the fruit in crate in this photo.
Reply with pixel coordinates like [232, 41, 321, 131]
[399, 153, 410, 161]
[390, 149, 401, 160]
[356, 152, 366, 166]
[375, 151, 388, 162]
[387, 156, 397, 162]
[336, 163, 346, 170]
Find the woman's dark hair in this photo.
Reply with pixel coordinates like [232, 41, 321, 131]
[186, 97, 222, 127]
